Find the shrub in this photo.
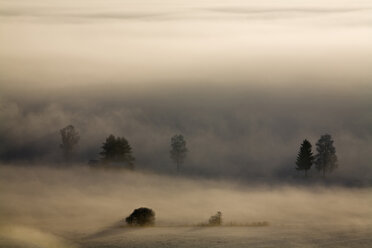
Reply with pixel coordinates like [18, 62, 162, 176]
[125, 207, 155, 226]
[208, 211, 222, 226]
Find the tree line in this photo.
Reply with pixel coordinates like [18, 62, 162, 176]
[60, 125, 338, 176]
[60, 125, 187, 172]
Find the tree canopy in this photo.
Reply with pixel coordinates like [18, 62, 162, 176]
[295, 139, 314, 176]
[315, 134, 338, 176]
[170, 134, 188, 172]
[60, 125, 80, 161]
[100, 134, 135, 169]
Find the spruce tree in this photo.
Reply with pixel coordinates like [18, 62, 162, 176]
[295, 139, 314, 176]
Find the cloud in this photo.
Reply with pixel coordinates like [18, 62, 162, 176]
[205, 7, 371, 15]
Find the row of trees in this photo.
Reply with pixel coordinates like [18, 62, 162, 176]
[98, 134, 188, 171]
[295, 134, 338, 177]
[60, 125, 339, 176]
[60, 125, 188, 171]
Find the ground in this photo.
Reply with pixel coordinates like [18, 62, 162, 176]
[1, 224, 372, 248]
[0, 166, 371, 248]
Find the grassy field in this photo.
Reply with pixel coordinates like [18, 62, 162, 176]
[1, 224, 372, 248]
[0, 165, 371, 248]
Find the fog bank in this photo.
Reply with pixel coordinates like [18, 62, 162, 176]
[1, 0, 372, 182]
[1, 165, 371, 230]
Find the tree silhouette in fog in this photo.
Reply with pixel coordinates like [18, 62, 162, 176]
[315, 134, 338, 177]
[100, 135, 135, 169]
[170, 134, 188, 172]
[60, 125, 80, 161]
[295, 139, 314, 176]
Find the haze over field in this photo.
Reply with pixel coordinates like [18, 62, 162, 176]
[0, 0, 372, 247]
[0, 166, 371, 247]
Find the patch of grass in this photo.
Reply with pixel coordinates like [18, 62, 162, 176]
[195, 221, 269, 227]
[224, 221, 269, 227]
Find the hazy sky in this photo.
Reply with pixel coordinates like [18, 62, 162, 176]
[1, 0, 372, 182]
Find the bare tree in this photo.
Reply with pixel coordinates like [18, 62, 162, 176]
[170, 134, 188, 173]
[60, 125, 80, 161]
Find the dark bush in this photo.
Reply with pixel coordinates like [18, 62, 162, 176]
[208, 211, 222, 226]
[125, 207, 155, 226]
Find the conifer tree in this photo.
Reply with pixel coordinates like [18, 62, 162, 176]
[295, 139, 314, 176]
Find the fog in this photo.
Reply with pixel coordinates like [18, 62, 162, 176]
[0, 165, 371, 247]
[1, 1, 372, 247]
[1, 0, 372, 89]
[1, 2, 372, 179]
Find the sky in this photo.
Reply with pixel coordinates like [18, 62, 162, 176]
[1, 0, 372, 183]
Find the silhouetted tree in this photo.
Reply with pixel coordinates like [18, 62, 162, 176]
[208, 211, 222, 226]
[295, 139, 314, 176]
[100, 135, 135, 169]
[60, 125, 80, 161]
[125, 207, 155, 226]
[170, 134, 188, 172]
[315, 134, 338, 177]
